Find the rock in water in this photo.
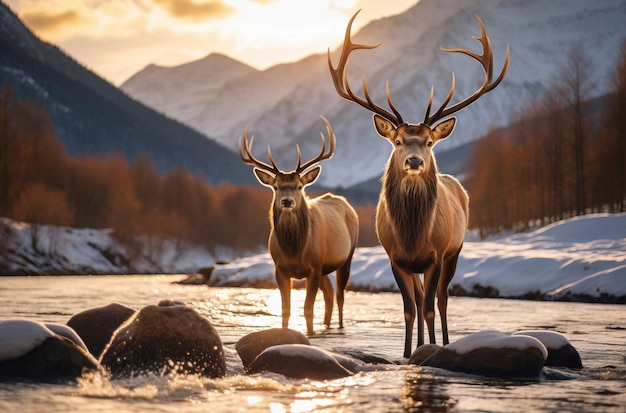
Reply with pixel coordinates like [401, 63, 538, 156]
[0, 320, 100, 382]
[421, 330, 548, 378]
[513, 330, 583, 369]
[236, 328, 311, 370]
[246, 344, 354, 380]
[100, 300, 225, 378]
[408, 344, 443, 365]
[67, 303, 136, 358]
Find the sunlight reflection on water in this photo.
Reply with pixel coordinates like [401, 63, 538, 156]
[0, 275, 625, 412]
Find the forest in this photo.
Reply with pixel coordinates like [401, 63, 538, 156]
[465, 42, 626, 238]
[0, 41, 624, 252]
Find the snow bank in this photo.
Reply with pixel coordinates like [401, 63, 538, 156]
[0, 213, 624, 301]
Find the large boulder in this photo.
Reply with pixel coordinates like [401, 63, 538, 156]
[421, 330, 548, 378]
[67, 303, 136, 358]
[0, 320, 100, 382]
[99, 300, 225, 378]
[512, 330, 583, 369]
[246, 344, 355, 380]
[236, 328, 311, 370]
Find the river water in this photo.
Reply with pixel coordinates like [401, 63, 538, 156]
[0, 275, 624, 412]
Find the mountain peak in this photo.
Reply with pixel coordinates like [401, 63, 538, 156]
[0, 3, 254, 186]
[122, 0, 626, 188]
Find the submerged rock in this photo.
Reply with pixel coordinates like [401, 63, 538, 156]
[67, 303, 136, 358]
[236, 328, 311, 370]
[408, 344, 443, 365]
[513, 330, 583, 369]
[100, 300, 225, 378]
[421, 330, 548, 378]
[0, 320, 100, 382]
[246, 344, 354, 380]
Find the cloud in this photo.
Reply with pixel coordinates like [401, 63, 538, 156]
[21, 9, 84, 34]
[151, 0, 235, 21]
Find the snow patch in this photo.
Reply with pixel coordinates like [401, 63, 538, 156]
[0, 320, 54, 361]
[445, 330, 548, 359]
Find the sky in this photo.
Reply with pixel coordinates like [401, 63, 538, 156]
[5, 0, 418, 86]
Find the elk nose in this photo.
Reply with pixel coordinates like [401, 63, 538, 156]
[281, 198, 295, 208]
[406, 157, 423, 169]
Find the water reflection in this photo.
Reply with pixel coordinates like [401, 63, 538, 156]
[402, 371, 456, 412]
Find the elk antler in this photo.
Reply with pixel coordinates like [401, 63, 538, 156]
[239, 117, 336, 175]
[328, 9, 404, 126]
[424, 14, 510, 126]
[295, 116, 336, 174]
[329, 11, 510, 127]
[238, 127, 281, 176]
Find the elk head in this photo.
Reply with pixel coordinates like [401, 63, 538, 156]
[328, 11, 510, 179]
[238, 116, 336, 213]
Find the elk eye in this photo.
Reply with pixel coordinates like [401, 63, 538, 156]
[297, 185, 303, 190]
[395, 139, 401, 146]
[427, 141, 434, 147]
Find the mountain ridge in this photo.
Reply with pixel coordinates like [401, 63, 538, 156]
[0, 1, 255, 186]
[121, 0, 626, 188]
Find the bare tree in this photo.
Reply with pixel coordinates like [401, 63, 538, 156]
[557, 45, 595, 215]
[603, 40, 626, 212]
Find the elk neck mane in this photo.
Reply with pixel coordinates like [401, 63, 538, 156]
[271, 198, 311, 257]
[382, 160, 438, 254]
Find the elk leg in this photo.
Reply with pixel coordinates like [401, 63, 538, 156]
[423, 261, 441, 345]
[438, 245, 462, 344]
[304, 275, 321, 333]
[415, 272, 425, 348]
[392, 264, 417, 358]
[276, 273, 292, 328]
[320, 275, 334, 328]
[335, 256, 353, 329]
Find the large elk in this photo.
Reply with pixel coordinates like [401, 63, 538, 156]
[239, 117, 359, 333]
[328, 12, 509, 357]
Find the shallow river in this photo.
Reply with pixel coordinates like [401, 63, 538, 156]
[0, 275, 624, 412]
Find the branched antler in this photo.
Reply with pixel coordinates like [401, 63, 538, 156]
[424, 14, 510, 126]
[238, 127, 281, 175]
[329, 11, 510, 127]
[328, 10, 404, 126]
[239, 116, 336, 175]
[295, 116, 336, 173]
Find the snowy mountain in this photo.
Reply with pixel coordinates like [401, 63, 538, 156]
[0, 3, 254, 185]
[1, 213, 624, 302]
[121, 0, 626, 188]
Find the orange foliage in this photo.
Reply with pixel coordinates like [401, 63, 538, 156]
[464, 40, 626, 238]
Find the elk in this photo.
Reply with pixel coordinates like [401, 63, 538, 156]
[239, 117, 359, 333]
[328, 11, 509, 357]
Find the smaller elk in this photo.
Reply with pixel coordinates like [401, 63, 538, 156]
[239, 117, 359, 333]
[328, 12, 509, 357]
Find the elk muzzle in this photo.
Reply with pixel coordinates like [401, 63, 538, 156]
[280, 197, 295, 209]
[405, 156, 424, 174]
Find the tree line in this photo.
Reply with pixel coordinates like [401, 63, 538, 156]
[0, 84, 379, 256]
[2, 41, 624, 254]
[464, 42, 626, 238]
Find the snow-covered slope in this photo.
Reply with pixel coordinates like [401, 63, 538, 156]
[122, 0, 626, 188]
[1, 214, 624, 301]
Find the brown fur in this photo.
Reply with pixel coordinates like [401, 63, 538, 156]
[248, 166, 358, 334]
[373, 116, 469, 358]
[270, 187, 358, 332]
[328, 12, 506, 358]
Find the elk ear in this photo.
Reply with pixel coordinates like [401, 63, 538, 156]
[373, 114, 396, 140]
[432, 117, 456, 142]
[253, 168, 275, 188]
[301, 165, 321, 187]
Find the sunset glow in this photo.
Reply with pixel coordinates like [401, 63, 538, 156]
[5, 0, 418, 85]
